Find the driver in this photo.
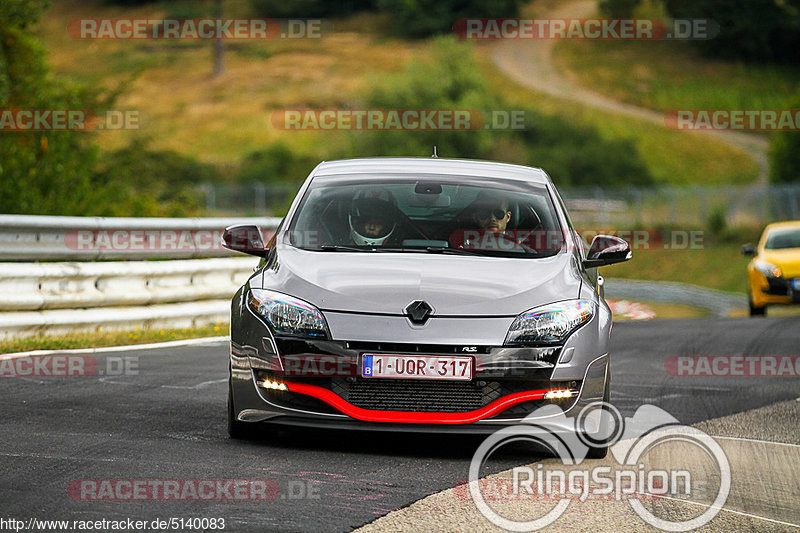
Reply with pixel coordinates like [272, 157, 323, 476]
[349, 188, 399, 246]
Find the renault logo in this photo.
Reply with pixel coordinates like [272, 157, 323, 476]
[405, 300, 433, 324]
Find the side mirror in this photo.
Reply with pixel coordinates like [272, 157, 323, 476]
[222, 224, 268, 257]
[741, 243, 756, 256]
[582, 235, 631, 268]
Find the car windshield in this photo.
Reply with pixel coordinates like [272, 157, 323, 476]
[764, 228, 800, 250]
[287, 174, 565, 258]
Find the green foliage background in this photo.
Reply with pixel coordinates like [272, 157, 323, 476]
[0, 0, 100, 215]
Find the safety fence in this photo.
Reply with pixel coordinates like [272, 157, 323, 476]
[197, 182, 800, 226]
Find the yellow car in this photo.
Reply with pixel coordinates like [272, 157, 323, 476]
[742, 221, 800, 316]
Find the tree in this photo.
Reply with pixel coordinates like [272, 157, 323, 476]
[376, 0, 524, 37]
[663, 0, 800, 64]
[0, 0, 101, 215]
[769, 93, 800, 183]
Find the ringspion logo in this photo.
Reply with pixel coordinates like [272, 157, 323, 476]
[469, 403, 730, 531]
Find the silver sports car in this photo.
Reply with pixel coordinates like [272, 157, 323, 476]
[224, 157, 630, 455]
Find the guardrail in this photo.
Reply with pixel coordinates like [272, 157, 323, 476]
[0, 257, 258, 312]
[0, 215, 281, 338]
[0, 214, 282, 261]
[0, 214, 747, 339]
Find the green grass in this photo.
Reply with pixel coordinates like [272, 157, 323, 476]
[553, 20, 800, 113]
[477, 52, 760, 185]
[39, 1, 421, 162]
[0, 323, 227, 355]
[612, 301, 710, 320]
[38, 0, 760, 186]
[602, 243, 750, 294]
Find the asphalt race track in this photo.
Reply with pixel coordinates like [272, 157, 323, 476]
[2, 317, 799, 532]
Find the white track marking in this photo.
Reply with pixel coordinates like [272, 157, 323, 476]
[711, 435, 800, 448]
[162, 378, 227, 390]
[635, 492, 800, 529]
[0, 336, 230, 359]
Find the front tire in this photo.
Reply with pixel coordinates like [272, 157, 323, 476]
[748, 297, 766, 316]
[585, 370, 611, 459]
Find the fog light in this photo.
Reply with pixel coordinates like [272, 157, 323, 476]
[258, 378, 288, 391]
[544, 388, 578, 400]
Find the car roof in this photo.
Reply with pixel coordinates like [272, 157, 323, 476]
[312, 157, 551, 185]
[764, 220, 800, 232]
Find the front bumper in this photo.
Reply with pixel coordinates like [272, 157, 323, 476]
[749, 271, 800, 306]
[230, 337, 609, 433]
[229, 284, 611, 433]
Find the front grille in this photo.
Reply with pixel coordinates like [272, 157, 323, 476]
[333, 378, 501, 413]
[766, 277, 789, 295]
[344, 341, 491, 354]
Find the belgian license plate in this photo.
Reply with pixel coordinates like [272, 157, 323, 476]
[361, 354, 472, 380]
[793, 278, 800, 290]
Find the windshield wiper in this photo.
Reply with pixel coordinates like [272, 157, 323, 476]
[318, 244, 376, 252]
[425, 246, 482, 256]
[374, 247, 426, 253]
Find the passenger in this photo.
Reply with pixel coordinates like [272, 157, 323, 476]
[471, 191, 511, 234]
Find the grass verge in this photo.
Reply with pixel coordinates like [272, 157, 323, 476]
[611, 301, 710, 320]
[40, 2, 420, 162]
[552, 9, 799, 113]
[601, 243, 749, 294]
[41, 1, 759, 186]
[476, 51, 760, 185]
[0, 322, 228, 355]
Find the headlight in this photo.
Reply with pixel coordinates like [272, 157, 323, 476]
[505, 300, 595, 344]
[248, 289, 330, 339]
[754, 260, 782, 278]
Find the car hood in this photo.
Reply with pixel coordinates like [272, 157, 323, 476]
[254, 245, 583, 316]
[761, 249, 800, 277]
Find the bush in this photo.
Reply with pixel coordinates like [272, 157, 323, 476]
[249, 0, 376, 18]
[598, 0, 642, 18]
[355, 37, 654, 187]
[663, 0, 800, 64]
[519, 120, 652, 187]
[376, 0, 524, 37]
[769, 92, 800, 183]
[0, 0, 103, 215]
[91, 140, 217, 216]
[237, 142, 320, 184]
[356, 37, 499, 158]
[769, 132, 800, 184]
